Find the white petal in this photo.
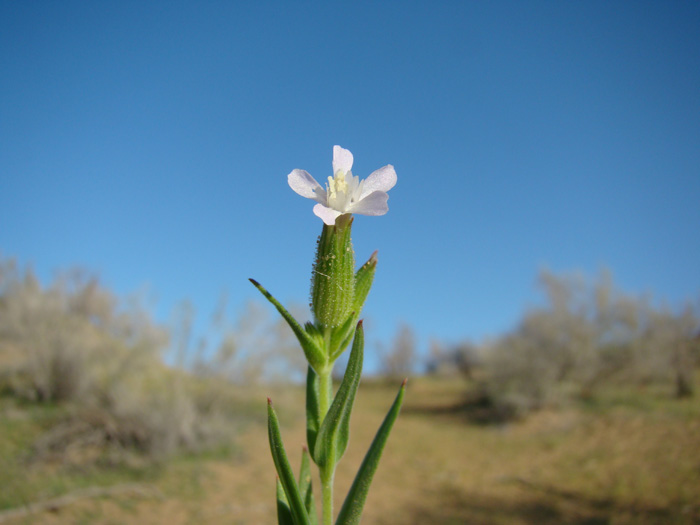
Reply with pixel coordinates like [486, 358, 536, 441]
[313, 203, 344, 225]
[349, 191, 389, 216]
[359, 165, 396, 200]
[312, 185, 327, 204]
[288, 169, 325, 202]
[332, 146, 353, 175]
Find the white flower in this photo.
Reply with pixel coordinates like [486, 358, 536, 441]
[288, 145, 397, 225]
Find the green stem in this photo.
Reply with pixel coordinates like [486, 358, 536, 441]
[319, 328, 335, 525]
[319, 330, 333, 415]
[320, 460, 334, 525]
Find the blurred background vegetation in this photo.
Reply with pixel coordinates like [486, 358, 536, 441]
[1, 254, 698, 523]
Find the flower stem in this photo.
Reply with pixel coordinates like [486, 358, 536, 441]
[320, 461, 334, 525]
[319, 328, 335, 524]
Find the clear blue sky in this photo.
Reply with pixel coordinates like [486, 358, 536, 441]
[2, 1, 699, 365]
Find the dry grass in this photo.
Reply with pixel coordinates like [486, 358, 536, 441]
[2, 376, 699, 524]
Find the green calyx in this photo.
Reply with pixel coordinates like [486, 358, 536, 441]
[251, 216, 379, 370]
[311, 214, 356, 328]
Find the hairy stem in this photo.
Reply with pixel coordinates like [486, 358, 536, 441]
[319, 328, 335, 524]
[320, 460, 334, 525]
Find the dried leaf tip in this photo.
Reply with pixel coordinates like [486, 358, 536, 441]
[267, 397, 273, 405]
[249, 278, 260, 286]
[361, 251, 378, 269]
[402, 378, 408, 387]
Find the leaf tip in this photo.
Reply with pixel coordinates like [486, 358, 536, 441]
[249, 278, 260, 286]
[402, 377, 408, 388]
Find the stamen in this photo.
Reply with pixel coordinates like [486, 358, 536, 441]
[326, 170, 348, 204]
[334, 171, 348, 194]
[327, 175, 337, 198]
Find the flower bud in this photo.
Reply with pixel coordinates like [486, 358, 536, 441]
[311, 214, 355, 328]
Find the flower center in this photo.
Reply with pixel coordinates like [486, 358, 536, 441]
[326, 170, 363, 212]
[327, 170, 348, 199]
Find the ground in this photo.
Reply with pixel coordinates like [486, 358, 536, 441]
[2, 376, 699, 524]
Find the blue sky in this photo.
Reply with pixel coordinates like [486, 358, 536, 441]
[2, 1, 699, 366]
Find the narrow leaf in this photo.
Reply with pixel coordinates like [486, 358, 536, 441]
[336, 379, 407, 525]
[304, 321, 323, 340]
[276, 479, 294, 525]
[332, 327, 357, 363]
[250, 279, 325, 369]
[353, 251, 377, 314]
[306, 366, 321, 462]
[299, 448, 318, 525]
[329, 311, 356, 360]
[314, 321, 364, 468]
[268, 399, 311, 525]
[327, 251, 377, 362]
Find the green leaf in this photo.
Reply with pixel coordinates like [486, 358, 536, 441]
[329, 312, 356, 361]
[332, 327, 357, 363]
[250, 279, 326, 369]
[299, 447, 318, 525]
[314, 321, 364, 469]
[353, 251, 377, 314]
[276, 479, 294, 525]
[267, 399, 311, 525]
[304, 321, 324, 341]
[336, 379, 407, 525]
[305, 366, 321, 463]
[327, 252, 377, 362]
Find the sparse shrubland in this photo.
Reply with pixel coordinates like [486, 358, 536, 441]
[377, 323, 417, 381]
[458, 269, 700, 419]
[191, 299, 308, 385]
[0, 257, 256, 468]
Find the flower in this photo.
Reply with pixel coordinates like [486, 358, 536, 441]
[288, 145, 397, 225]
